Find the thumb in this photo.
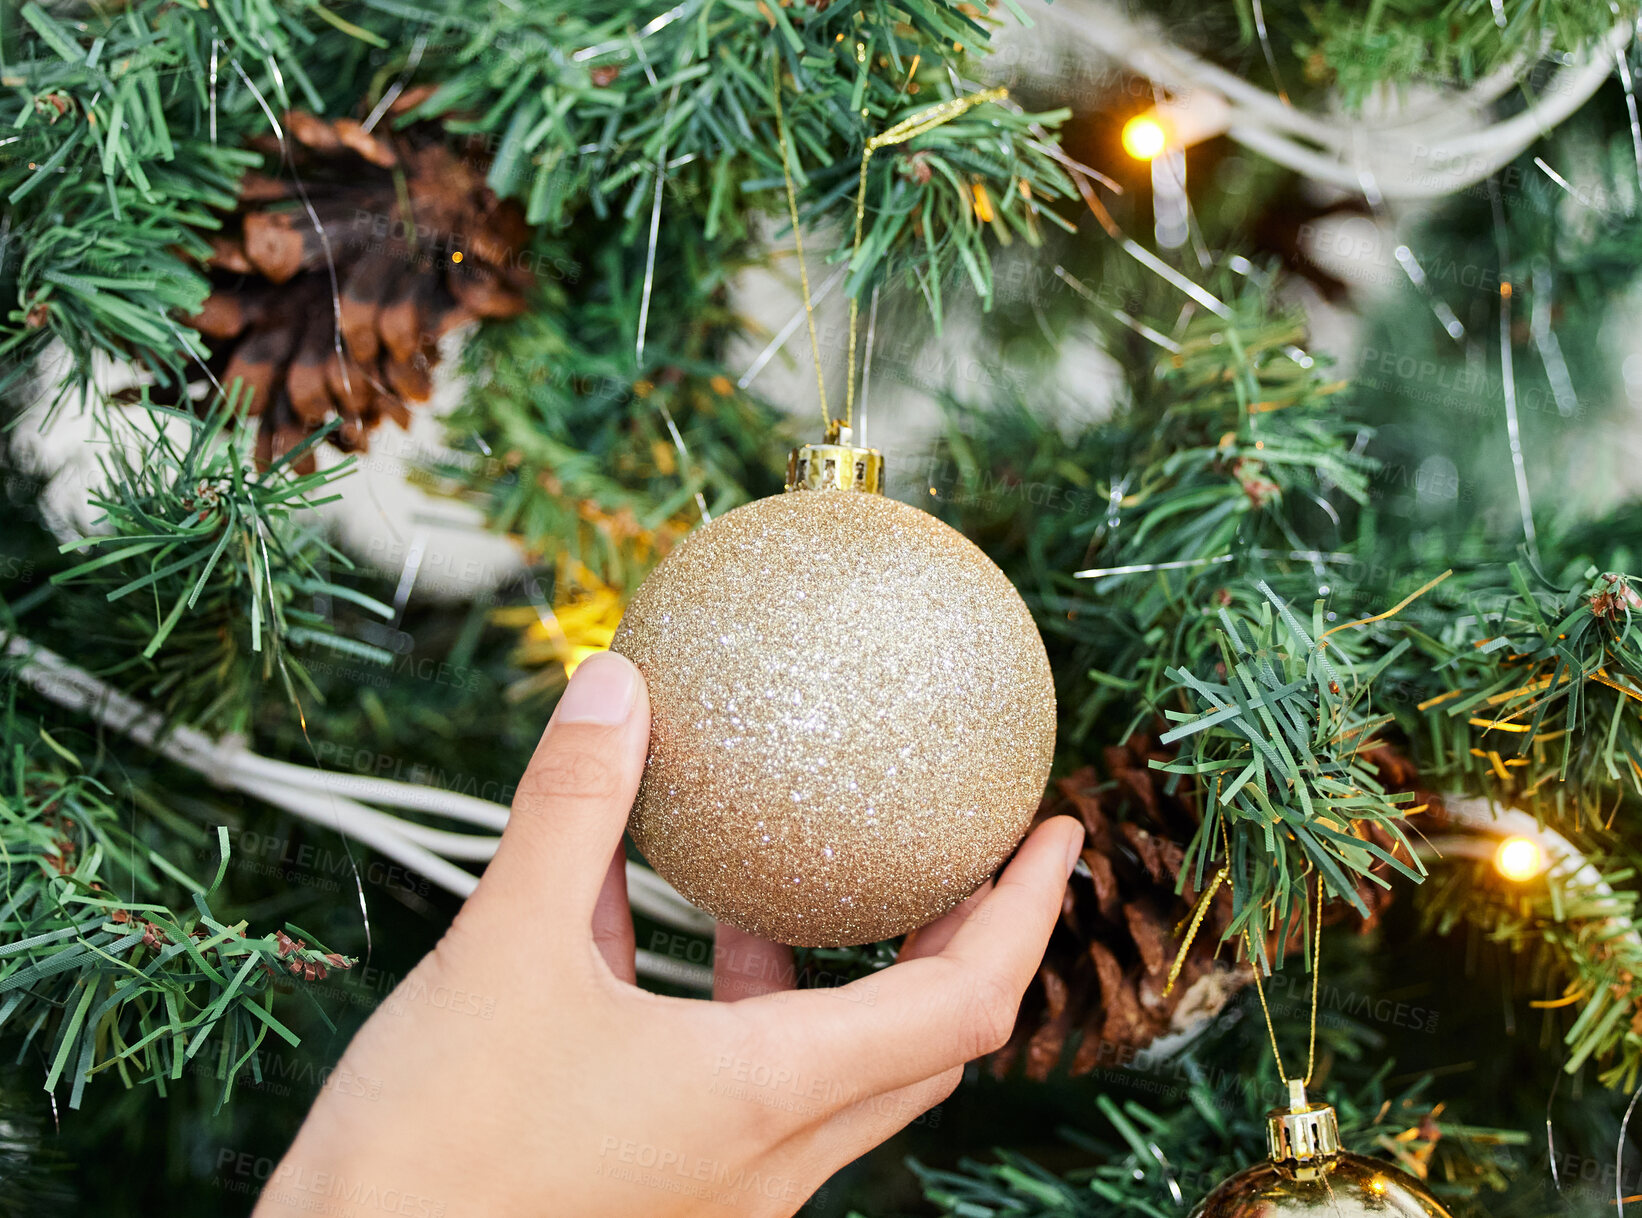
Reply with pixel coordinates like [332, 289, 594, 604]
[463, 651, 651, 950]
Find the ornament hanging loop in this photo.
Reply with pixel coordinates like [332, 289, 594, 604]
[772, 61, 1011, 439]
[844, 86, 1010, 431]
[1267, 1079, 1342, 1166]
[786, 421, 883, 493]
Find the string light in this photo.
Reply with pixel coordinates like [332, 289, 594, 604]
[1495, 835, 1547, 881]
[1061, 0, 1632, 200]
[1122, 114, 1168, 160]
[1123, 92, 1235, 163]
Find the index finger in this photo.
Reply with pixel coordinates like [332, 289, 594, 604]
[743, 816, 1082, 1100]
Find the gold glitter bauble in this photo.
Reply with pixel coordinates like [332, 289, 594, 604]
[1190, 1152, 1453, 1218]
[611, 488, 1056, 946]
[1192, 1091, 1452, 1218]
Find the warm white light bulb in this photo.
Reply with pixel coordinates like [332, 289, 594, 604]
[1495, 835, 1547, 881]
[1126, 91, 1234, 161]
[1122, 115, 1168, 161]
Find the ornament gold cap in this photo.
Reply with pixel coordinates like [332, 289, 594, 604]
[786, 422, 883, 494]
[1267, 1080, 1342, 1165]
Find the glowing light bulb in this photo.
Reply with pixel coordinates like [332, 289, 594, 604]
[1122, 115, 1168, 161]
[1495, 835, 1546, 881]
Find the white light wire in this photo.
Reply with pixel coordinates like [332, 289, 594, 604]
[1050, 0, 1635, 200]
[2, 633, 716, 986]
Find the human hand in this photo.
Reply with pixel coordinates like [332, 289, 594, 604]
[254, 651, 1083, 1218]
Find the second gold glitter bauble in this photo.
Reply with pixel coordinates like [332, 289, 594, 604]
[1191, 1087, 1453, 1218]
[611, 465, 1056, 947]
[1191, 1151, 1453, 1218]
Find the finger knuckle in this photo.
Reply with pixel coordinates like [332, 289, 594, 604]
[929, 1065, 963, 1107]
[517, 740, 622, 806]
[959, 972, 1018, 1059]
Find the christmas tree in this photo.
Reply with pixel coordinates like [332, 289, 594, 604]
[4, 0, 1642, 1212]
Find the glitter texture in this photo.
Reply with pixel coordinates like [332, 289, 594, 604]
[611, 490, 1057, 947]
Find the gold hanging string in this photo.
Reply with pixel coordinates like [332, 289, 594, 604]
[1247, 933, 1288, 1080]
[844, 85, 1009, 429]
[1306, 873, 1322, 1085]
[1162, 866, 1226, 997]
[1246, 872, 1326, 1090]
[770, 63, 832, 432]
[1164, 776, 1230, 999]
[770, 71, 1009, 435]
[1163, 789, 1325, 1085]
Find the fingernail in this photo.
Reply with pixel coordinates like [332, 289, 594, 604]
[555, 652, 639, 725]
[1064, 829, 1085, 877]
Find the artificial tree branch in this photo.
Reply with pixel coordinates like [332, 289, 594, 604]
[2, 632, 715, 989]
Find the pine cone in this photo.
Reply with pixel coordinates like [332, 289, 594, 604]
[991, 736, 1428, 1080]
[182, 99, 532, 467]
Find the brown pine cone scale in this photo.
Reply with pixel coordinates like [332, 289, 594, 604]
[991, 737, 1433, 1080]
[179, 105, 535, 467]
